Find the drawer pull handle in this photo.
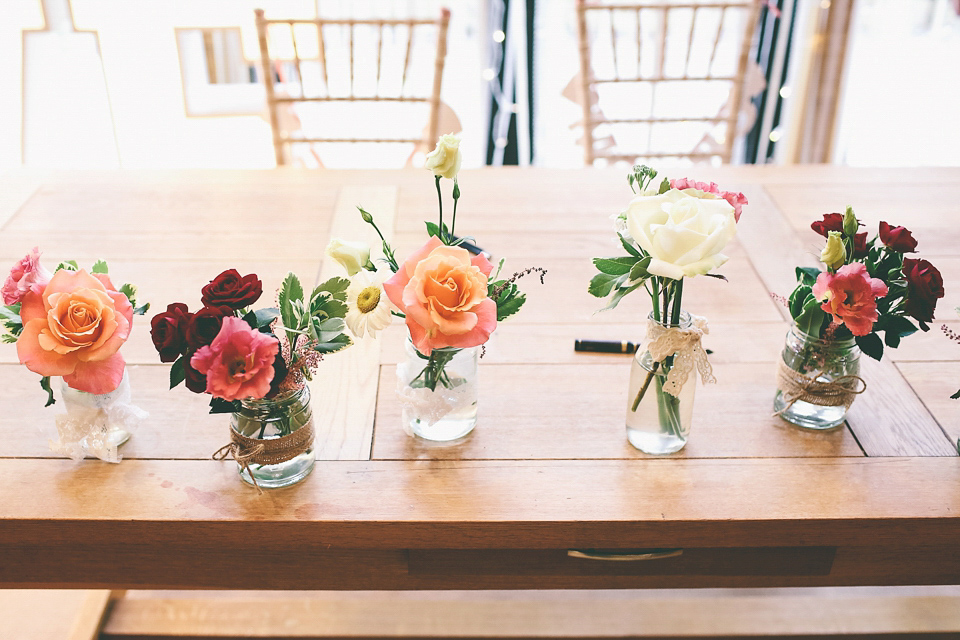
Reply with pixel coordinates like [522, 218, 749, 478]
[567, 549, 683, 562]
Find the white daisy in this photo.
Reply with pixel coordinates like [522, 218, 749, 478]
[345, 270, 393, 338]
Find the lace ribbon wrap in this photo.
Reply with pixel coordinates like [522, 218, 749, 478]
[50, 374, 147, 464]
[646, 314, 716, 397]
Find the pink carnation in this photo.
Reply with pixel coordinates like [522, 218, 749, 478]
[190, 316, 280, 401]
[670, 178, 748, 222]
[3, 247, 52, 305]
[812, 263, 888, 337]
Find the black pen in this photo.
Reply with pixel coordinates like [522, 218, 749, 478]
[575, 339, 638, 354]
[450, 235, 491, 260]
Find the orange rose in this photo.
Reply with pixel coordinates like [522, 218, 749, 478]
[384, 236, 496, 355]
[17, 269, 134, 394]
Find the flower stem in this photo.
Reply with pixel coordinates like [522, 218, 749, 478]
[631, 361, 659, 412]
[451, 179, 460, 237]
[435, 175, 444, 243]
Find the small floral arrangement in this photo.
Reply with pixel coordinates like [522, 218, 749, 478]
[1, 248, 148, 404]
[150, 269, 352, 412]
[339, 134, 544, 395]
[588, 166, 746, 442]
[785, 208, 944, 359]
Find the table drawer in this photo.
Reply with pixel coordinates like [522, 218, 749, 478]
[408, 547, 837, 578]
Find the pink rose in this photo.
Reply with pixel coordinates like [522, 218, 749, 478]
[383, 236, 497, 356]
[812, 263, 888, 337]
[190, 316, 279, 401]
[16, 269, 133, 394]
[3, 247, 52, 305]
[670, 178, 748, 222]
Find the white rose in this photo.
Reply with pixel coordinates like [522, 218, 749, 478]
[326, 238, 370, 276]
[424, 133, 462, 180]
[625, 189, 737, 280]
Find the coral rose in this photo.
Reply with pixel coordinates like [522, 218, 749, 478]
[383, 236, 496, 355]
[16, 269, 134, 394]
[3, 247, 52, 305]
[813, 263, 888, 336]
[190, 316, 279, 401]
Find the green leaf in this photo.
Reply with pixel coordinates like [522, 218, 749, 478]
[312, 330, 352, 354]
[279, 272, 304, 347]
[133, 303, 150, 315]
[91, 259, 109, 274]
[856, 332, 884, 361]
[601, 281, 645, 312]
[795, 266, 821, 286]
[209, 397, 241, 414]
[1, 304, 23, 338]
[313, 276, 350, 300]
[618, 234, 641, 257]
[788, 285, 812, 320]
[658, 177, 670, 194]
[588, 272, 624, 298]
[119, 283, 136, 298]
[169, 357, 185, 389]
[951, 389, 960, 400]
[628, 256, 651, 282]
[593, 256, 642, 276]
[40, 376, 55, 407]
[493, 282, 526, 322]
[1, 335, 15, 343]
[55, 260, 79, 272]
[795, 296, 827, 338]
[255, 307, 280, 329]
[425, 221, 450, 239]
[883, 315, 918, 348]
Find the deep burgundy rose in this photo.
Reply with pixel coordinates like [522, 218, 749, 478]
[185, 305, 233, 349]
[267, 349, 289, 398]
[853, 232, 868, 258]
[150, 303, 191, 363]
[810, 213, 844, 237]
[879, 221, 918, 253]
[183, 352, 208, 394]
[201, 269, 262, 309]
[902, 258, 945, 323]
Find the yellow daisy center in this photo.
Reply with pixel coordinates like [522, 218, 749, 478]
[356, 286, 381, 314]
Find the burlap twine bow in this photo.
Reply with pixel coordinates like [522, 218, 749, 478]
[774, 360, 866, 416]
[213, 420, 315, 493]
[646, 314, 716, 397]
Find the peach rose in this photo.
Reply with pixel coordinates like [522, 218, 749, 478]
[384, 236, 497, 355]
[17, 269, 134, 394]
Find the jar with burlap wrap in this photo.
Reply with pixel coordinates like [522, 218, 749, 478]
[626, 312, 715, 455]
[774, 325, 864, 430]
[219, 385, 315, 490]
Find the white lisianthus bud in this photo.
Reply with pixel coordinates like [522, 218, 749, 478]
[424, 133, 462, 180]
[820, 231, 846, 271]
[326, 238, 370, 276]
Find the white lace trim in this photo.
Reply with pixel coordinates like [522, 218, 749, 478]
[50, 375, 148, 463]
[646, 314, 716, 397]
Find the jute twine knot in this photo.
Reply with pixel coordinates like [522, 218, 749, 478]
[646, 314, 716, 397]
[774, 359, 866, 416]
[213, 420, 315, 493]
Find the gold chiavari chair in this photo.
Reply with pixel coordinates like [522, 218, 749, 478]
[575, 0, 761, 165]
[255, 7, 451, 167]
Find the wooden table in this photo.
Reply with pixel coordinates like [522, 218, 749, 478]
[1, 167, 958, 601]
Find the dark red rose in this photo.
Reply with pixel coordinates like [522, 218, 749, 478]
[201, 269, 262, 309]
[150, 303, 191, 363]
[183, 352, 208, 394]
[853, 232, 868, 258]
[902, 258, 945, 323]
[811, 213, 844, 237]
[185, 305, 233, 349]
[267, 350, 289, 398]
[879, 221, 918, 253]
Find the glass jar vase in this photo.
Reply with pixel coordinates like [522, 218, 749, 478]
[625, 312, 697, 455]
[774, 325, 862, 430]
[228, 385, 315, 489]
[54, 368, 146, 463]
[396, 339, 479, 442]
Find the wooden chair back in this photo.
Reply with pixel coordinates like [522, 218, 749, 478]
[255, 8, 451, 167]
[575, 0, 761, 165]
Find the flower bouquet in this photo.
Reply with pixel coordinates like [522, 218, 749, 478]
[775, 208, 945, 429]
[589, 166, 747, 454]
[150, 269, 352, 489]
[345, 134, 544, 442]
[1, 249, 149, 462]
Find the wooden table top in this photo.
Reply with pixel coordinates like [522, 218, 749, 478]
[1, 166, 958, 590]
